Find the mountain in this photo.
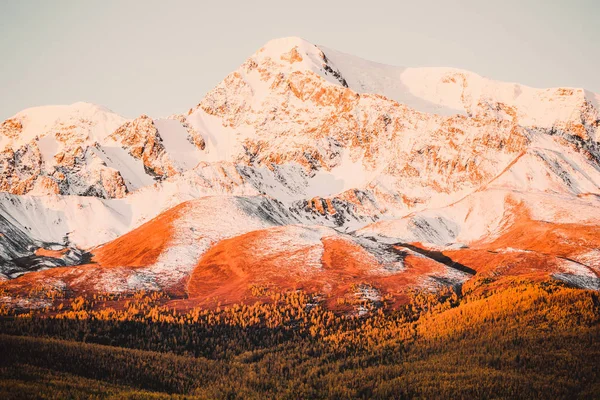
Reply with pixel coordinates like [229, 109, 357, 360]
[1, 37, 600, 310]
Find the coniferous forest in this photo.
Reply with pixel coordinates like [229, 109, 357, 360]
[1, 279, 599, 399]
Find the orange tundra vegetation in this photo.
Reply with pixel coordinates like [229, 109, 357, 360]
[184, 226, 456, 310]
[91, 202, 187, 268]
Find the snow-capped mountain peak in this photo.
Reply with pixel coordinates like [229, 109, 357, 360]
[2, 38, 600, 300]
[1, 102, 126, 147]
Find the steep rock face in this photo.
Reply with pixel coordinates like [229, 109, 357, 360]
[109, 115, 174, 179]
[0, 142, 43, 194]
[0, 144, 129, 199]
[0, 103, 131, 198]
[0, 103, 216, 198]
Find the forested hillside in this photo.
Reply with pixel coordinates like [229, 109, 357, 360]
[1, 280, 599, 399]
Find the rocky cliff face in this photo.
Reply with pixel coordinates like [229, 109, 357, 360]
[0, 104, 210, 198]
[0, 103, 130, 197]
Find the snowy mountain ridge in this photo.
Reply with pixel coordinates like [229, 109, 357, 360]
[1, 37, 600, 303]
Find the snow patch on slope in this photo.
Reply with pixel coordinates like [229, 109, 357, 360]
[553, 258, 600, 291]
[37, 135, 59, 167]
[93, 145, 156, 192]
[252, 225, 327, 272]
[0, 193, 131, 249]
[153, 119, 203, 171]
[320, 46, 465, 116]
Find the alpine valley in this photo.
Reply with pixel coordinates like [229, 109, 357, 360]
[1, 37, 600, 399]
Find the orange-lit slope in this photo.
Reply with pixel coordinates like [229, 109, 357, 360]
[186, 225, 470, 309]
[449, 218, 600, 293]
[0, 196, 293, 296]
[2, 192, 599, 309]
[91, 202, 187, 268]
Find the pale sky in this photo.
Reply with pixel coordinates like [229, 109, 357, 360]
[1, 0, 598, 120]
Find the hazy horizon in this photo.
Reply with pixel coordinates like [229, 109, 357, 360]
[1, 0, 598, 120]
